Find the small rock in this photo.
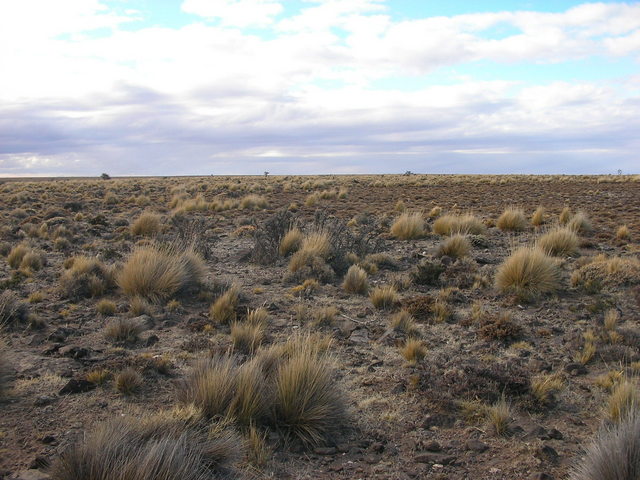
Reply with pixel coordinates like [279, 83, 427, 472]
[29, 455, 50, 469]
[424, 441, 442, 452]
[548, 428, 563, 440]
[465, 439, 489, 453]
[313, 447, 337, 455]
[40, 435, 56, 444]
[349, 328, 369, 344]
[12, 470, 51, 480]
[132, 315, 154, 331]
[415, 453, 456, 465]
[59, 378, 96, 395]
[564, 363, 588, 376]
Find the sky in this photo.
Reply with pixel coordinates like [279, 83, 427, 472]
[0, 0, 639, 176]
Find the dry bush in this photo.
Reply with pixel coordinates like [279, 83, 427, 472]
[342, 265, 369, 294]
[279, 228, 303, 256]
[537, 227, 579, 257]
[312, 306, 338, 327]
[572, 256, 640, 289]
[608, 380, 640, 423]
[531, 206, 545, 226]
[495, 247, 561, 301]
[60, 256, 115, 300]
[231, 322, 264, 354]
[617, 225, 630, 241]
[479, 312, 522, 342]
[131, 212, 161, 236]
[251, 208, 297, 265]
[570, 412, 640, 480]
[49, 414, 241, 480]
[437, 234, 470, 258]
[370, 285, 399, 310]
[240, 194, 268, 210]
[118, 245, 203, 300]
[400, 338, 426, 364]
[209, 285, 240, 324]
[567, 212, 593, 235]
[411, 257, 445, 286]
[433, 214, 486, 236]
[390, 212, 425, 240]
[96, 299, 116, 316]
[0, 291, 29, 328]
[300, 231, 331, 258]
[104, 318, 143, 343]
[115, 368, 143, 395]
[496, 207, 527, 232]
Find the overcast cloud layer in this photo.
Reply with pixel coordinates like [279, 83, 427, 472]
[1, 0, 639, 176]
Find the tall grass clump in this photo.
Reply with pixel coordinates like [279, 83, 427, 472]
[209, 285, 240, 324]
[433, 214, 486, 236]
[279, 228, 303, 257]
[390, 212, 425, 240]
[130, 212, 161, 236]
[437, 234, 470, 258]
[496, 208, 527, 232]
[531, 206, 545, 226]
[495, 247, 561, 301]
[567, 212, 593, 235]
[342, 265, 368, 294]
[118, 245, 204, 301]
[60, 256, 115, 300]
[537, 227, 579, 257]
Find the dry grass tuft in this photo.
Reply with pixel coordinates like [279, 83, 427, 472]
[495, 247, 561, 301]
[130, 212, 161, 236]
[312, 306, 338, 327]
[390, 310, 420, 337]
[115, 368, 143, 395]
[342, 265, 369, 294]
[0, 291, 29, 328]
[240, 194, 268, 210]
[231, 322, 264, 354]
[433, 214, 486, 236]
[96, 299, 116, 316]
[537, 227, 579, 257]
[390, 212, 426, 240]
[559, 206, 572, 225]
[531, 373, 564, 403]
[572, 256, 640, 289]
[567, 212, 593, 235]
[496, 207, 527, 232]
[104, 318, 143, 343]
[437, 234, 470, 258]
[486, 398, 511, 436]
[608, 380, 640, 423]
[399, 338, 426, 364]
[209, 285, 241, 324]
[531, 206, 545, 226]
[370, 285, 400, 310]
[118, 245, 203, 301]
[279, 228, 303, 256]
[60, 256, 115, 300]
[616, 225, 630, 241]
[246, 307, 269, 326]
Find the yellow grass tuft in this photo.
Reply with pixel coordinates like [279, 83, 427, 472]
[437, 234, 470, 258]
[130, 212, 161, 236]
[537, 227, 579, 257]
[433, 214, 486, 236]
[495, 247, 561, 301]
[531, 206, 545, 226]
[370, 285, 399, 310]
[209, 285, 240, 324]
[390, 212, 425, 240]
[400, 338, 426, 364]
[342, 265, 369, 294]
[279, 228, 303, 256]
[496, 207, 527, 232]
[608, 380, 640, 423]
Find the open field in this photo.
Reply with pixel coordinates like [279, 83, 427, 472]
[1, 174, 639, 480]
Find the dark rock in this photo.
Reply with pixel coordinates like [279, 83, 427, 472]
[40, 435, 56, 444]
[548, 428, 563, 440]
[535, 445, 559, 464]
[47, 328, 73, 342]
[59, 379, 96, 395]
[313, 447, 337, 455]
[29, 455, 50, 469]
[145, 334, 159, 347]
[41, 344, 62, 355]
[349, 328, 369, 344]
[526, 426, 550, 440]
[465, 439, 489, 453]
[564, 363, 587, 376]
[415, 452, 457, 465]
[424, 441, 442, 452]
[58, 345, 89, 359]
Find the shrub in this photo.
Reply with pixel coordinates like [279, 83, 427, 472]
[131, 212, 161, 236]
[496, 207, 527, 232]
[570, 412, 640, 480]
[390, 212, 425, 240]
[49, 414, 241, 480]
[104, 318, 143, 343]
[279, 228, 303, 256]
[572, 256, 640, 289]
[495, 247, 561, 301]
[342, 265, 368, 294]
[370, 285, 399, 310]
[0, 291, 29, 328]
[433, 214, 486, 236]
[118, 245, 203, 300]
[115, 368, 143, 395]
[251, 208, 297, 265]
[437, 234, 470, 258]
[60, 256, 115, 300]
[209, 285, 240, 324]
[537, 227, 579, 257]
[411, 257, 444, 286]
[478, 311, 522, 342]
[531, 206, 545, 226]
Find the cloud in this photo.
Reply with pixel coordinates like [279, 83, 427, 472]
[181, 0, 283, 27]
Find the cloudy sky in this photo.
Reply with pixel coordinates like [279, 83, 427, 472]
[1, 0, 639, 176]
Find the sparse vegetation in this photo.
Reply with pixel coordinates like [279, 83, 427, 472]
[130, 211, 162, 236]
[115, 368, 143, 395]
[433, 213, 486, 236]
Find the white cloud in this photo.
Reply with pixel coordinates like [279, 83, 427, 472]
[181, 0, 283, 27]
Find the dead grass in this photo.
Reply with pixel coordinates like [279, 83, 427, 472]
[60, 256, 115, 300]
[567, 212, 593, 234]
[495, 247, 561, 301]
[118, 245, 203, 300]
[496, 207, 527, 232]
[390, 310, 420, 337]
[131, 211, 161, 236]
[608, 380, 640, 423]
[433, 214, 486, 236]
[390, 212, 425, 240]
[114, 368, 143, 395]
[240, 194, 268, 210]
[531, 206, 545, 226]
[370, 285, 400, 310]
[399, 338, 426, 364]
[572, 256, 640, 288]
[342, 265, 369, 294]
[537, 227, 579, 257]
[279, 228, 303, 256]
[0, 291, 29, 328]
[486, 398, 511, 436]
[616, 225, 630, 240]
[104, 318, 143, 343]
[437, 234, 470, 258]
[531, 373, 564, 403]
[209, 285, 240, 324]
[96, 299, 116, 316]
[231, 322, 264, 354]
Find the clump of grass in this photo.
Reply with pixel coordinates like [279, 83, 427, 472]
[370, 285, 399, 310]
[7, 244, 29, 269]
[486, 398, 511, 436]
[390, 212, 425, 240]
[575, 338, 596, 365]
[433, 214, 486, 236]
[394, 200, 406, 213]
[495, 247, 561, 301]
[531, 373, 564, 403]
[496, 207, 527, 232]
[567, 212, 592, 235]
[209, 285, 240, 324]
[604, 309, 620, 331]
[616, 225, 630, 241]
[437, 234, 470, 258]
[246, 307, 269, 326]
[400, 338, 426, 364]
[130, 212, 161, 236]
[595, 370, 624, 391]
[537, 227, 579, 257]
[86, 369, 111, 386]
[478, 311, 522, 341]
[342, 265, 369, 294]
[608, 380, 640, 423]
[432, 300, 451, 323]
[390, 310, 420, 337]
[559, 206, 572, 225]
[115, 368, 143, 395]
[104, 318, 143, 343]
[279, 228, 303, 256]
[300, 231, 331, 258]
[429, 206, 442, 218]
[60, 255, 115, 300]
[246, 424, 270, 467]
[569, 412, 640, 480]
[571, 256, 640, 289]
[49, 414, 241, 480]
[231, 322, 264, 354]
[312, 306, 338, 328]
[129, 296, 152, 316]
[28, 291, 44, 303]
[96, 299, 116, 316]
[0, 291, 29, 328]
[531, 206, 545, 226]
[240, 194, 268, 210]
[118, 245, 203, 301]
